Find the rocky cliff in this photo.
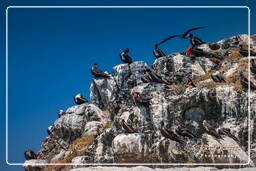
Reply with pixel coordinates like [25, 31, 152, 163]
[24, 34, 256, 171]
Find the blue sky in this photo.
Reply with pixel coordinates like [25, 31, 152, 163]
[0, 0, 255, 171]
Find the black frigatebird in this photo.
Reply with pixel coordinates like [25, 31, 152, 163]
[120, 48, 133, 64]
[202, 120, 222, 139]
[74, 93, 88, 105]
[218, 128, 239, 142]
[122, 119, 136, 133]
[153, 43, 166, 58]
[91, 63, 111, 78]
[160, 121, 183, 143]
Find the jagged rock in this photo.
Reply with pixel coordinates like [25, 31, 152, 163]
[82, 128, 116, 163]
[112, 133, 151, 162]
[53, 103, 104, 143]
[83, 121, 103, 135]
[50, 149, 71, 162]
[113, 61, 148, 89]
[37, 135, 63, 160]
[90, 61, 149, 114]
[37, 103, 105, 160]
[25, 34, 256, 171]
[153, 52, 217, 84]
[90, 77, 118, 111]
[152, 56, 175, 83]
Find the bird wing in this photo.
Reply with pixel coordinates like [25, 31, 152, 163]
[181, 26, 206, 38]
[159, 35, 178, 45]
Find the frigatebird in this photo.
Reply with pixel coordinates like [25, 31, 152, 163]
[91, 63, 111, 78]
[122, 119, 136, 133]
[24, 150, 37, 160]
[160, 121, 183, 143]
[153, 43, 166, 58]
[218, 128, 239, 142]
[74, 93, 88, 105]
[120, 48, 133, 64]
[132, 92, 152, 106]
[202, 120, 222, 139]
[176, 125, 196, 138]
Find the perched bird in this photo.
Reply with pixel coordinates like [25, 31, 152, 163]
[120, 48, 133, 64]
[211, 72, 226, 82]
[179, 27, 206, 56]
[122, 119, 136, 133]
[24, 150, 37, 160]
[179, 27, 206, 46]
[143, 67, 167, 84]
[158, 35, 178, 46]
[218, 128, 239, 142]
[91, 63, 111, 78]
[187, 46, 207, 57]
[202, 120, 222, 139]
[240, 72, 256, 90]
[251, 59, 256, 74]
[160, 121, 183, 143]
[176, 125, 196, 138]
[188, 34, 205, 47]
[179, 26, 206, 39]
[239, 49, 256, 57]
[74, 93, 88, 105]
[141, 72, 165, 84]
[153, 43, 166, 58]
[132, 92, 152, 106]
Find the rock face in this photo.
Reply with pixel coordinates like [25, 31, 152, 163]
[24, 34, 256, 171]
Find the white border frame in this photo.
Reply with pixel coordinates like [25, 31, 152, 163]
[6, 6, 251, 166]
